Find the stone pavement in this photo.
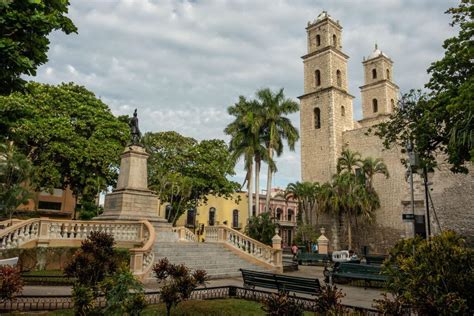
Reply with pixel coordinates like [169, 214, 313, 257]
[21, 266, 383, 310]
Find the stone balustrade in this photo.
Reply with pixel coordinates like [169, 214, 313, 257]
[172, 226, 197, 242]
[0, 218, 155, 280]
[204, 225, 282, 271]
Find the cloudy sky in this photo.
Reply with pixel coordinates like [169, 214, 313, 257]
[33, 0, 458, 190]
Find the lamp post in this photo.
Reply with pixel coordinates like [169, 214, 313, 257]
[407, 141, 417, 238]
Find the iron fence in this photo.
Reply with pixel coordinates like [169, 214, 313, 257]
[1, 286, 381, 315]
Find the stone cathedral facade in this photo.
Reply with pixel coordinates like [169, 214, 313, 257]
[299, 12, 473, 252]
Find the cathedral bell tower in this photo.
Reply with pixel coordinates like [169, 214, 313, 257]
[360, 45, 399, 120]
[299, 11, 354, 183]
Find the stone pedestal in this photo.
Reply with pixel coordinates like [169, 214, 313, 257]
[96, 145, 171, 232]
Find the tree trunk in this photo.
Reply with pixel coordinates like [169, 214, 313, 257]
[265, 147, 273, 213]
[255, 158, 260, 216]
[347, 214, 352, 250]
[247, 160, 254, 219]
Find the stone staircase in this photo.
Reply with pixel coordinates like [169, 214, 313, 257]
[153, 241, 270, 279]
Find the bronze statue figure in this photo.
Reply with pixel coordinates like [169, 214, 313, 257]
[129, 109, 141, 145]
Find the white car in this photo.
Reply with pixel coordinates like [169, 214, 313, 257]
[332, 250, 358, 262]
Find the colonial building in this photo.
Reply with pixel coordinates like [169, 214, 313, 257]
[174, 191, 299, 247]
[299, 12, 474, 252]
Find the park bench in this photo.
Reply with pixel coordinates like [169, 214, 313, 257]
[365, 255, 387, 265]
[332, 262, 387, 287]
[297, 253, 330, 266]
[240, 269, 321, 296]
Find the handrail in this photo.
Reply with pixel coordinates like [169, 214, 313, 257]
[204, 225, 282, 271]
[0, 218, 155, 280]
[172, 226, 197, 242]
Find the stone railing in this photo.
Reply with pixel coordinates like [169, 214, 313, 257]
[172, 226, 197, 242]
[0, 219, 24, 230]
[0, 218, 155, 280]
[204, 225, 282, 272]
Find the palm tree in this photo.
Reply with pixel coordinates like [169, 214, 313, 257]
[256, 88, 299, 213]
[225, 97, 272, 218]
[361, 157, 390, 189]
[336, 148, 362, 174]
[284, 181, 320, 225]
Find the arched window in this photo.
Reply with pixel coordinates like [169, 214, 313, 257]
[372, 69, 377, 79]
[232, 209, 239, 228]
[332, 34, 337, 47]
[372, 99, 378, 113]
[314, 108, 321, 129]
[391, 99, 395, 111]
[386, 69, 390, 80]
[336, 70, 342, 87]
[316, 34, 321, 46]
[287, 209, 294, 221]
[315, 70, 321, 86]
[341, 106, 345, 116]
[165, 205, 172, 222]
[186, 209, 195, 226]
[209, 207, 216, 226]
[276, 208, 282, 221]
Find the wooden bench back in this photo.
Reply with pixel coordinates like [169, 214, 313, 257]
[338, 263, 382, 274]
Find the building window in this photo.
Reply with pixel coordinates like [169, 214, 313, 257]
[372, 68, 377, 79]
[386, 69, 390, 80]
[186, 209, 195, 227]
[372, 99, 378, 113]
[165, 205, 172, 221]
[336, 70, 342, 87]
[391, 99, 395, 111]
[341, 106, 345, 116]
[315, 70, 321, 86]
[252, 205, 256, 217]
[209, 207, 216, 226]
[276, 208, 282, 221]
[287, 209, 294, 221]
[38, 201, 62, 211]
[332, 34, 337, 47]
[316, 34, 321, 46]
[232, 209, 239, 228]
[314, 108, 321, 129]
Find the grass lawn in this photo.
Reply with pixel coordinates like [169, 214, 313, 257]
[43, 299, 267, 315]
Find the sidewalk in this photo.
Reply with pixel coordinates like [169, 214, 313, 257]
[21, 266, 383, 310]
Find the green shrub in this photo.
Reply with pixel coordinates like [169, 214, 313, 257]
[261, 291, 304, 316]
[71, 284, 95, 316]
[313, 283, 346, 315]
[0, 265, 23, 303]
[153, 257, 209, 316]
[375, 231, 474, 315]
[100, 268, 145, 316]
[245, 212, 276, 245]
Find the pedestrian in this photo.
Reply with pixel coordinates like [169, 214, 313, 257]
[291, 243, 298, 260]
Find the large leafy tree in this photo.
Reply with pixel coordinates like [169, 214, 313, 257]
[375, 231, 474, 315]
[0, 142, 32, 221]
[256, 88, 299, 213]
[0, 0, 77, 95]
[377, 1, 473, 173]
[142, 131, 240, 225]
[1, 82, 129, 216]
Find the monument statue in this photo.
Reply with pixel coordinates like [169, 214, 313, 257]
[130, 109, 141, 145]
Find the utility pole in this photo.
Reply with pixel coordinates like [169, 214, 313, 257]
[407, 142, 417, 238]
[423, 166, 431, 238]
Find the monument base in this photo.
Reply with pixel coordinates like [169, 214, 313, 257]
[95, 189, 172, 232]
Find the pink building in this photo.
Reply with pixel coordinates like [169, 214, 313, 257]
[252, 189, 299, 247]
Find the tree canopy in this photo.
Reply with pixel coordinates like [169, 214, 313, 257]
[0, 82, 129, 210]
[377, 1, 473, 173]
[142, 131, 240, 224]
[0, 0, 77, 95]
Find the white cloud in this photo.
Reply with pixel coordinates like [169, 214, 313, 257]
[32, 0, 459, 189]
